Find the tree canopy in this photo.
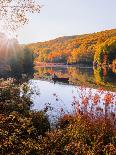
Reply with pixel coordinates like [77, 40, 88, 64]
[94, 36, 116, 64]
[27, 29, 116, 65]
[0, 0, 41, 34]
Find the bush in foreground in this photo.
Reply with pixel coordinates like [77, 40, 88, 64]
[39, 112, 115, 155]
[0, 79, 116, 155]
[0, 80, 50, 155]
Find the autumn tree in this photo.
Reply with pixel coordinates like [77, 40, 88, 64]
[94, 36, 116, 65]
[0, 0, 41, 34]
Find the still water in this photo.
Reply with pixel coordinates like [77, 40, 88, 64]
[28, 66, 116, 118]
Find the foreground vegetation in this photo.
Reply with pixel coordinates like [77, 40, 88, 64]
[0, 79, 116, 155]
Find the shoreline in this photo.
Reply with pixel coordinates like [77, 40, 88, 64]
[34, 63, 93, 68]
[33, 76, 116, 93]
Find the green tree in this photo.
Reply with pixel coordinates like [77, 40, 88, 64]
[94, 36, 116, 65]
[23, 46, 34, 75]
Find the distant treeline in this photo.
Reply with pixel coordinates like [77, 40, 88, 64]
[9, 45, 34, 77]
[0, 33, 34, 78]
[27, 29, 116, 66]
[0, 29, 115, 78]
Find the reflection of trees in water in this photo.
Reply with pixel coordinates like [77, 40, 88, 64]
[94, 67, 116, 87]
[35, 66, 116, 90]
[76, 67, 93, 75]
[35, 67, 94, 85]
[110, 59, 116, 74]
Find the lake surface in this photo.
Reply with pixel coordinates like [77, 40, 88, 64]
[28, 66, 116, 119]
[34, 66, 116, 90]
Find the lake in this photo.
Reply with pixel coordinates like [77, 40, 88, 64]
[28, 66, 116, 120]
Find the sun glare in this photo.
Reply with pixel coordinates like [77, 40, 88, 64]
[0, 20, 16, 40]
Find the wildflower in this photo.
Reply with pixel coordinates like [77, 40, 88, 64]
[82, 97, 89, 106]
[98, 87, 104, 92]
[104, 93, 113, 105]
[93, 94, 100, 105]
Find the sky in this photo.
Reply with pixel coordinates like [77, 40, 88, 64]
[17, 0, 116, 44]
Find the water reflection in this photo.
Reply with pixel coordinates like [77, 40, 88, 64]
[29, 66, 116, 120]
[94, 67, 116, 87]
[34, 66, 116, 90]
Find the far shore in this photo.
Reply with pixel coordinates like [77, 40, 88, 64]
[34, 62, 93, 68]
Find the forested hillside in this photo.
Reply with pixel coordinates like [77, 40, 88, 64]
[0, 29, 115, 77]
[28, 29, 116, 65]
